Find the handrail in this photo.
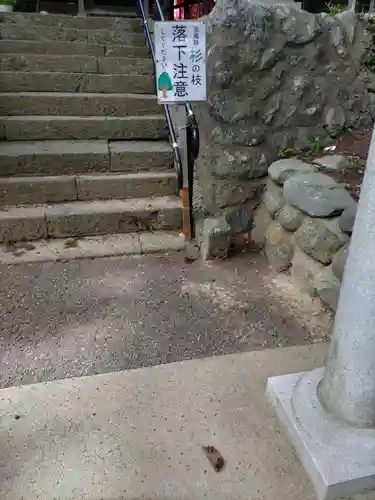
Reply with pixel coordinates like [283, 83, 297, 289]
[153, 0, 200, 162]
[137, 0, 200, 188]
[137, 0, 184, 189]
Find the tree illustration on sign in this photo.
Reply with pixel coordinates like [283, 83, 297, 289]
[158, 72, 173, 98]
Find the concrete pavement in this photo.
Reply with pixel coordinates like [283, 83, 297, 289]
[0, 251, 331, 388]
[2, 344, 375, 500]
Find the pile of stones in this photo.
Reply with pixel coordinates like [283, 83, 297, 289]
[252, 155, 357, 310]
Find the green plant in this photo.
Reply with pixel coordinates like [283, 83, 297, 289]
[362, 15, 375, 73]
[0, 0, 15, 4]
[307, 136, 325, 155]
[326, 1, 346, 15]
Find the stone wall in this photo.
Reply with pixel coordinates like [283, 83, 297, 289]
[194, 1, 373, 255]
[252, 156, 356, 310]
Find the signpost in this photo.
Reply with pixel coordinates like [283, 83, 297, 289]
[154, 21, 206, 104]
[154, 21, 206, 241]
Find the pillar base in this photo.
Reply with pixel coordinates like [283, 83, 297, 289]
[266, 368, 375, 500]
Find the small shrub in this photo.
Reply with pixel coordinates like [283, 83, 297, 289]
[362, 14, 375, 73]
[326, 2, 346, 15]
[307, 136, 326, 155]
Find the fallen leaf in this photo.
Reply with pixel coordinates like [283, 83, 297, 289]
[202, 445, 225, 472]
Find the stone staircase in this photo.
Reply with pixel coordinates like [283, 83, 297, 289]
[0, 13, 181, 254]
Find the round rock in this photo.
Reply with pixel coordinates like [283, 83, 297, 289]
[313, 155, 351, 171]
[265, 221, 294, 271]
[294, 217, 348, 265]
[284, 172, 355, 217]
[339, 202, 357, 234]
[268, 159, 316, 186]
[275, 203, 304, 232]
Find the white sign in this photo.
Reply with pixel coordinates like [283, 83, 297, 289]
[154, 21, 206, 104]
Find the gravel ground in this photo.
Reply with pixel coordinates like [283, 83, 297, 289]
[0, 251, 331, 388]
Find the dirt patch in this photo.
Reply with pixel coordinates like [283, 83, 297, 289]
[261, 271, 333, 344]
[294, 125, 371, 201]
[335, 126, 372, 160]
[0, 251, 329, 387]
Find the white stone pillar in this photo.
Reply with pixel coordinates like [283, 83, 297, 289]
[266, 125, 375, 500]
[318, 126, 375, 427]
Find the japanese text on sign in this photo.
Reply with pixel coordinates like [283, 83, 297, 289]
[154, 21, 206, 103]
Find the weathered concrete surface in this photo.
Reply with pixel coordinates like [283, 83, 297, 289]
[0, 140, 172, 177]
[1, 12, 143, 31]
[267, 368, 375, 500]
[0, 232, 185, 264]
[0, 195, 181, 242]
[0, 53, 98, 73]
[0, 40, 149, 58]
[0, 91, 161, 117]
[0, 140, 110, 177]
[0, 172, 176, 206]
[0, 175, 76, 206]
[0, 115, 167, 141]
[0, 206, 46, 243]
[0, 40, 107, 56]
[97, 56, 153, 75]
[76, 172, 176, 201]
[0, 24, 145, 45]
[109, 141, 173, 173]
[44, 196, 181, 239]
[2, 343, 374, 500]
[0, 252, 331, 388]
[0, 344, 331, 500]
[0, 71, 155, 94]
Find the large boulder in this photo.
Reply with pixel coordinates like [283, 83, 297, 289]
[194, 2, 371, 236]
[265, 221, 294, 270]
[283, 173, 355, 217]
[294, 217, 348, 264]
[291, 245, 325, 296]
[269, 159, 316, 185]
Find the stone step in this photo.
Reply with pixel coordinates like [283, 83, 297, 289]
[1, 12, 143, 31]
[0, 92, 161, 117]
[0, 115, 167, 141]
[109, 141, 173, 173]
[0, 24, 145, 46]
[0, 71, 155, 94]
[0, 140, 173, 176]
[0, 54, 153, 74]
[0, 231, 185, 264]
[0, 172, 176, 206]
[0, 40, 149, 58]
[0, 196, 181, 242]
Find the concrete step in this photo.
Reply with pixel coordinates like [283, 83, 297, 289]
[0, 345, 327, 500]
[1, 12, 143, 31]
[0, 40, 149, 58]
[0, 24, 145, 46]
[0, 71, 155, 94]
[0, 92, 161, 117]
[0, 196, 181, 242]
[0, 115, 167, 141]
[0, 231, 185, 264]
[0, 172, 176, 206]
[109, 141, 173, 173]
[0, 54, 153, 74]
[0, 140, 173, 176]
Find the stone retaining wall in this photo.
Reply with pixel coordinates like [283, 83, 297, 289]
[252, 156, 357, 311]
[194, 0, 373, 257]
